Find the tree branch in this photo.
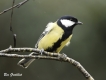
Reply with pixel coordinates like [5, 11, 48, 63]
[0, 47, 94, 80]
[0, 0, 29, 15]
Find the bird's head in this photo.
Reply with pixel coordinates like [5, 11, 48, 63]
[57, 15, 83, 29]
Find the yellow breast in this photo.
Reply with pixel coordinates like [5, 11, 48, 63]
[38, 23, 72, 53]
[38, 23, 64, 50]
[56, 35, 72, 53]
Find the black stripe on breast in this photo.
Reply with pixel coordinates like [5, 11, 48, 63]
[45, 30, 72, 52]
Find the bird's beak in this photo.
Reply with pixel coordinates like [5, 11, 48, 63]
[77, 21, 83, 25]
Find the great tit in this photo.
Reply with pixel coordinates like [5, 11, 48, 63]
[18, 15, 83, 68]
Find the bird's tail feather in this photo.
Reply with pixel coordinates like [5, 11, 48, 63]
[17, 52, 35, 68]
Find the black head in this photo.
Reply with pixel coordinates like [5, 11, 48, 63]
[57, 15, 83, 28]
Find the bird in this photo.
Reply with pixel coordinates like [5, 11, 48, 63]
[17, 15, 83, 68]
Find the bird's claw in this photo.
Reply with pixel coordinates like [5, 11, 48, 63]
[39, 49, 44, 55]
[60, 53, 67, 61]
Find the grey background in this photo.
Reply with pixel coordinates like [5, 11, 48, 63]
[0, 0, 106, 80]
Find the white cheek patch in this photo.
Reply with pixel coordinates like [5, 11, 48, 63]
[60, 19, 75, 27]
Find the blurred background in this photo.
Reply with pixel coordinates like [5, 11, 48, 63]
[0, 0, 106, 80]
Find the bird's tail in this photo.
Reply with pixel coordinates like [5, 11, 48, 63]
[17, 52, 35, 68]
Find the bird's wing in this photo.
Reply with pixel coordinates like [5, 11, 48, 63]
[35, 22, 54, 48]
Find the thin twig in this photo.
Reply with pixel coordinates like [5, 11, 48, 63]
[0, 0, 29, 15]
[0, 47, 94, 80]
[10, 0, 16, 47]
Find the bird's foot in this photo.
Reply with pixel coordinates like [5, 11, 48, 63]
[60, 53, 67, 61]
[39, 49, 44, 55]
